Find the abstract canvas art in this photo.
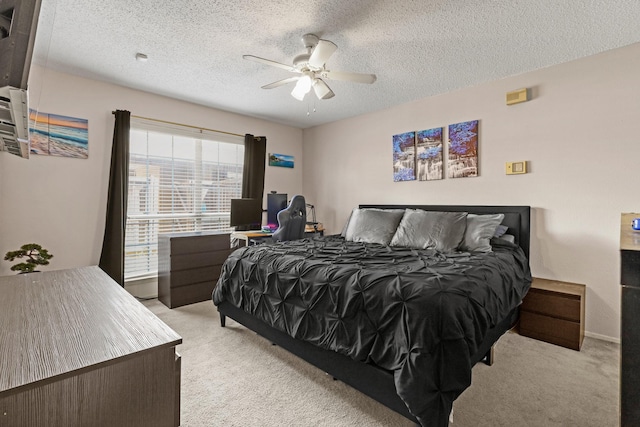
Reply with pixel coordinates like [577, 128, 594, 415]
[416, 127, 443, 181]
[448, 120, 478, 178]
[392, 131, 416, 182]
[29, 109, 88, 158]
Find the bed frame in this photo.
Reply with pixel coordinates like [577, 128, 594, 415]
[216, 205, 531, 424]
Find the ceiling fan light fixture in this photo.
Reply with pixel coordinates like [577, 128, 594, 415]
[312, 79, 334, 100]
[244, 33, 376, 101]
[291, 74, 312, 101]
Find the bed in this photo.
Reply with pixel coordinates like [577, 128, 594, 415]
[213, 204, 532, 427]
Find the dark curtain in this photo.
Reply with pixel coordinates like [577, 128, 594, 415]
[237, 134, 266, 231]
[99, 110, 130, 286]
[241, 134, 267, 199]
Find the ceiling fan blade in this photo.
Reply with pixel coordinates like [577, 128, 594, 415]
[320, 70, 377, 84]
[308, 40, 337, 68]
[312, 79, 335, 100]
[261, 77, 300, 89]
[243, 55, 297, 72]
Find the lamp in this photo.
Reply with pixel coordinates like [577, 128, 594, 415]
[306, 203, 317, 224]
[291, 72, 313, 101]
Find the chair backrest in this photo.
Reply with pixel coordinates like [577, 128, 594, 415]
[272, 195, 306, 242]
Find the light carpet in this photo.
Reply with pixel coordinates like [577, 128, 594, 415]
[144, 300, 619, 427]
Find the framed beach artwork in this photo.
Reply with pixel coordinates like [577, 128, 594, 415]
[416, 127, 443, 181]
[447, 120, 478, 178]
[269, 153, 294, 168]
[392, 131, 416, 182]
[29, 109, 88, 158]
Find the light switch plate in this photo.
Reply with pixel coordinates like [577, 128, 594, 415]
[506, 161, 527, 175]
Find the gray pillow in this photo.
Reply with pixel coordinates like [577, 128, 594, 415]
[390, 210, 468, 252]
[340, 208, 355, 237]
[460, 213, 505, 252]
[344, 208, 405, 245]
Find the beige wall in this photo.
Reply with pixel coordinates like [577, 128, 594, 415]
[303, 42, 640, 341]
[0, 66, 303, 277]
[3, 43, 637, 340]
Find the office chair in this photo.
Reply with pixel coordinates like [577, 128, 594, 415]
[272, 195, 307, 242]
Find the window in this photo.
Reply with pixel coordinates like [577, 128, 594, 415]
[125, 118, 244, 280]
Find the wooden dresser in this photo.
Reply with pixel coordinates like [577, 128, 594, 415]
[519, 277, 585, 351]
[0, 266, 182, 427]
[620, 212, 640, 426]
[158, 231, 232, 308]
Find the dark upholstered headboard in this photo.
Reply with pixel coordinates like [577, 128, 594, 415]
[358, 204, 531, 260]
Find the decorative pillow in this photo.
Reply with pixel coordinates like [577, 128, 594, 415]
[494, 224, 509, 238]
[340, 208, 355, 237]
[390, 210, 468, 252]
[460, 213, 505, 252]
[344, 208, 405, 245]
[498, 233, 515, 243]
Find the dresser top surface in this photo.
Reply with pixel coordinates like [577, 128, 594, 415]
[0, 266, 182, 394]
[531, 277, 585, 297]
[159, 230, 230, 239]
[621, 213, 640, 252]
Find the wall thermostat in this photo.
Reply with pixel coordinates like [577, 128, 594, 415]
[506, 161, 527, 175]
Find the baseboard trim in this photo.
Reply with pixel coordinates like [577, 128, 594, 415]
[585, 331, 620, 344]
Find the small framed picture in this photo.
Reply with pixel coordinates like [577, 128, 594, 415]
[269, 153, 294, 168]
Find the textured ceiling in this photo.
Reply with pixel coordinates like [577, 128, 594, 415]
[32, 0, 640, 129]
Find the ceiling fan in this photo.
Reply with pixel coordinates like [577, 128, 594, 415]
[243, 33, 377, 101]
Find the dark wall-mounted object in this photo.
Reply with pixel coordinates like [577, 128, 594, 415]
[0, 0, 42, 89]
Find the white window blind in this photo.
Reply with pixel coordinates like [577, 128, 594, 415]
[125, 119, 244, 280]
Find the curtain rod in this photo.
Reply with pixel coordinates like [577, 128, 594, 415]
[111, 111, 244, 138]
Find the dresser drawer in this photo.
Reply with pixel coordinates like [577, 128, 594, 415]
[521, 289, 581, 322]
[171, 233, 230, 254]
[170, 265, 222, 287]
[520, 310, 582, 350]
[167, 281, 219, 308]
[171, 250, 232, 271]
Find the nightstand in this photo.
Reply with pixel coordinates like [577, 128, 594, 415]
[519, 277, 585, 351]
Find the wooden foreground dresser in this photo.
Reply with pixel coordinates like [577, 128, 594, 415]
[0, 266, 182, 427]
[519, 277, 585, 351]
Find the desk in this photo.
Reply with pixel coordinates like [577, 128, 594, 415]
[0, 266, 182, 427]
[232, 225, 324, 246]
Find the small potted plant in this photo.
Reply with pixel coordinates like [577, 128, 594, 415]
[4, 243, 53, 273]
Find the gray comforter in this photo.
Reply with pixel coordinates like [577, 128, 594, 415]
[213, 236, 531, 427]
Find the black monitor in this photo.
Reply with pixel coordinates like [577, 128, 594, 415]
[230, 198, 262, 230]
[267, 193, 288, 228]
